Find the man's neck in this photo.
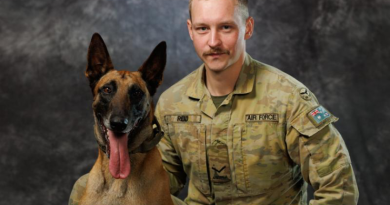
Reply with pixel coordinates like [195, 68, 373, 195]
[205, 53, 245, 96]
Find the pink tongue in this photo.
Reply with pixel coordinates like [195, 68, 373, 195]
[108, 130, 131, 179]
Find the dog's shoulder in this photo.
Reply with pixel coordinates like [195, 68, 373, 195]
[69, 174, 89, 205]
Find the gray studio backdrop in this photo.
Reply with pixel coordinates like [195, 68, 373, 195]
[0, 0, 389, 204]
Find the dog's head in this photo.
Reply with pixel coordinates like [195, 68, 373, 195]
[85, 33, 166, 179]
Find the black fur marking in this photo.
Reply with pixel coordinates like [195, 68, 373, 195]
[128, 85, 144, 103]
[94, 81, 117, 116]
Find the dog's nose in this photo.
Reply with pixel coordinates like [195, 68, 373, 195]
[110, 116, 128, 132]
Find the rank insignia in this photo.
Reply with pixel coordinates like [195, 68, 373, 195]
[307, 106, 331, 127]
[299, 88, 312, 101]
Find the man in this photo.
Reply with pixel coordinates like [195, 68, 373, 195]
[156, 0, 359, 204]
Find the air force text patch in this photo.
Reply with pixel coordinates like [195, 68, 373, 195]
[246, 113, 279, 122]
[307, 106, 331, 126]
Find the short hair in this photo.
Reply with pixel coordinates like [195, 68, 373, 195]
[189, 0, 249, 22]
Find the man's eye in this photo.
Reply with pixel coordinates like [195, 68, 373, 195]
[222, 25, 231, 30]
[103, 87, 111, 94]
[196, 27, 208, 31]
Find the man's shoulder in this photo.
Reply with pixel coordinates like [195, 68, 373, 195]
[250, 57, 320, 108]
[160, 69, 198, 100]
[252, 59, 306, 90]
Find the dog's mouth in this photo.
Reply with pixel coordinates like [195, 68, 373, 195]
[98, 117, 132, 179]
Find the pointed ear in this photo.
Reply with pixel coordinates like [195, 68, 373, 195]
[138, 41, 167, 96]
[85, 33, 114, 91]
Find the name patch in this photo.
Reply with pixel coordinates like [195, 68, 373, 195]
[164, 115, 201, 123]
[246, 113, 279, 122]
[177, 115, 188, 122]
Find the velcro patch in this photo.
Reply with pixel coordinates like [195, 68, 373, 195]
[246, 113, 279, 122]
[164, 115, 201, 123]
[307, 106, 331, 127]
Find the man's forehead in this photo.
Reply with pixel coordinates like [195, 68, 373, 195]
[191, 0, 240, 22]
[191, 0, 238, 9]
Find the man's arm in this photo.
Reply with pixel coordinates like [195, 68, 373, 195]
[68, 174, 88, 205]
[285, 89, 359, 204]
[155, 101, 187, 196]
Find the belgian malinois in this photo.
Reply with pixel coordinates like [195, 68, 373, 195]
[69, 33, 173, 205]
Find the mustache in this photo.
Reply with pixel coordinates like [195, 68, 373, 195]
[203, 48, 230, 57]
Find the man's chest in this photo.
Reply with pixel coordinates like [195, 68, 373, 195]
[163, 97, 294, 196]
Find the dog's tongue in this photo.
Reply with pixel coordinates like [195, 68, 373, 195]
[108, 130, 130, 179]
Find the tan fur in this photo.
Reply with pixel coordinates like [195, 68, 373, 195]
[80, 147, 173, 205]
[80, 71, 173, 204]
[78, 34, 171, 204]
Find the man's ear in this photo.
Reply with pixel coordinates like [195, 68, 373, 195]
[138, 41, 167, 96]
[187, 19, 194, 41]
[244, 17, 254, 40]
[85, 33, 114, 92]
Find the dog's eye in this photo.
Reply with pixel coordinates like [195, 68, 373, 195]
[131, 89, 144, 101]
[133, 91, 141, 98]
[103, 87, 112, 94]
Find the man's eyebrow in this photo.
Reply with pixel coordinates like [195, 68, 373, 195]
[218, 21, 236, 25]
[192, 22, 208, 27]
[192, 21, 237, 27]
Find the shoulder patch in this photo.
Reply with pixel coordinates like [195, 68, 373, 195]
[164, 115, 201, 123]
[246, 113, 279, 122]
[307, 106, 331, 127]
[299, 88, 312, 101]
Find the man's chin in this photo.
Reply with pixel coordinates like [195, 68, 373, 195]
[203, 59, 228, 72]
[204, 62, 226, 72]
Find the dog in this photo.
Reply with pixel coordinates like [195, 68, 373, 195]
[69, 33, 173, 205]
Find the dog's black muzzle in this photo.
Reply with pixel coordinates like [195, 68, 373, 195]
[110, 116, 129, 133]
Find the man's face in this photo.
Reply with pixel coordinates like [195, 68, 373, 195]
[187, 0, 252, 73]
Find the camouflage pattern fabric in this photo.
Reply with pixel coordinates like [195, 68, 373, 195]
[69, 174, 88, 205]
[156, 54, 359, 204]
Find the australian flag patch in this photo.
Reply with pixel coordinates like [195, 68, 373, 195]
[307, 106, 331, 127]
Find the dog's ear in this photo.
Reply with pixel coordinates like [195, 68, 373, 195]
[85, 33, 114, 91]
[138, 41, 167, 96]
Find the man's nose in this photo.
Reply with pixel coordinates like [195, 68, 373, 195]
[208, 30, 222, 48]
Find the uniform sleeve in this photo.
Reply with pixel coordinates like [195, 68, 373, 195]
[68, 174, 88, 205]
[155, 100, 187, 196]
[285, 88, 359, 204]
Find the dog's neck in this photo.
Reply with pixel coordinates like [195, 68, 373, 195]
[88, 149, 150, 197]
[85, 112, 163, 198]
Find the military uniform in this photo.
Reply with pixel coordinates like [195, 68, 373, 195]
[156, 54, 359, 204]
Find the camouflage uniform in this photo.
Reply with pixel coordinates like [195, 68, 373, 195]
[156, 54, 359, 204]
[69, 174, 88, 205]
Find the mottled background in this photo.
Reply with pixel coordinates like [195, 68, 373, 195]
[0, 0, 389, 204]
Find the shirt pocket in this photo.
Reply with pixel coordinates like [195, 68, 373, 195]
[233, 122, 292, 194]
[167, 122, 210, 195]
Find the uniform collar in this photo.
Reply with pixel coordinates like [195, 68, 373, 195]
[186, 53, 255, 99]
[186, 53, 255, 118]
